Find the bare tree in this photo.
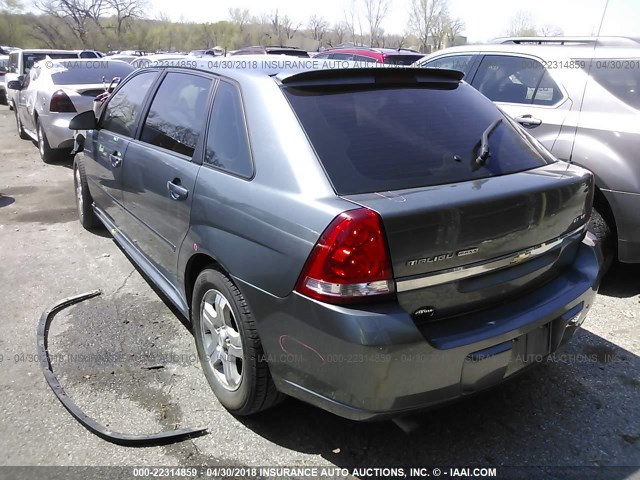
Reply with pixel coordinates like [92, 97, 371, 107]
[445, 16, 464, 47]
[343, 0, 363, 45]
[228, 7, 250, 34]
[281, 14, 301, 42]
[505, 10, 537, 37]
[429, 10, 449, 50]
[540, 24, 564, 36]
[409, 0, 446, 52]
[105, 0, 145, 36]
[35, 0, 106, 45]
[362, 0, 389, 47]
[330, 21, 347, 46]
[31, 15, 67, 48]
[308, 14, 329, 45]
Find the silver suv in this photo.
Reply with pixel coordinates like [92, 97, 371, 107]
[418, 37, 640, 265]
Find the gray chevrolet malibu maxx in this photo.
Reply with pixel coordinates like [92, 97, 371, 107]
[69, 60, 602, 420]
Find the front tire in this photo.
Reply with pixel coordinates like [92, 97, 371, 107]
[192, 269, 284, 415]
[589, 208, 615, 272]
[15, 110, 29, 140]
[73, 156, 101, 230]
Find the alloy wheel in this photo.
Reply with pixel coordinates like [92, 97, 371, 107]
[199, 289, 244, 391]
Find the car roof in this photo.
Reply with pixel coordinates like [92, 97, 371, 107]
[422, 40, 640, 61]
[320, 47, 422, 55]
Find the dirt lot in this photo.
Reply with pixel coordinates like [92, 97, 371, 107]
[0, 104, 638, 475]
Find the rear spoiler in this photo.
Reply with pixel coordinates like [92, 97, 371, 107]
[278, 67, 464, 87]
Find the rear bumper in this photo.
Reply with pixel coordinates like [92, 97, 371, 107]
[602, 188, 640, 263]
[237, 236, 602, 420]
[40, 114, 76, 150]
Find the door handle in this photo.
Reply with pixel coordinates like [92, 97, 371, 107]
[110, 153, 122, 168]
[167, 180, 189, 201]
[514, 115, 542, 128]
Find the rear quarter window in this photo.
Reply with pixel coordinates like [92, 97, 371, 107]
[284, 83, 554, 195]
[584, 59, 640, 110]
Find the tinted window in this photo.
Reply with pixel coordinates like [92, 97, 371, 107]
[383, 54, 424, 65]
[586, 59, 640, 110]
[22, 53, 78, 74]
[532, 70, 563, 105]
[472, 55, 562, 105]
[425, 55, 474, 74]
[284, 84, 553, 195]
[9, 52, 18, 73]
[0, 57, 8, 70]
[354, 55, 377, 63]
[267, 50, 309, 57]
[100, 71, 157, 137]
[50, 62, 133, 85]
[204, 82, 253, 177]
[330, 53, 354, 60]
[140, 72, 212, 158]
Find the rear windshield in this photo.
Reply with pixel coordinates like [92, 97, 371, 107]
[23, 53, 78, 73]
[51, 62, 133, 85]
[383, 55, 425, 65]
[284, 83, 554, 195]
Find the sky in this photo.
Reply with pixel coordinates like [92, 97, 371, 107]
[148, 0, 640, 43]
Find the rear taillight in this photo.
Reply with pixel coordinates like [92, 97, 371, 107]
[50, 90, 77, 113]
[295, 208, 394, 304]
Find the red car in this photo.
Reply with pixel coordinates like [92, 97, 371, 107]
[314, 47, 425, 65]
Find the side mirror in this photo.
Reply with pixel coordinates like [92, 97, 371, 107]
[69, 110, 97, 131]
[7, 80, 23, 90]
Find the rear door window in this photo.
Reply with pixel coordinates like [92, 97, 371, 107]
[100, 71, 158, 137]
[472, 55, 562, 105]
[284, 83, 553, 195]
[140, 72, 213, 158]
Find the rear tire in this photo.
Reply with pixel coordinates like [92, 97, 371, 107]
[37, 119, 60, 163]
[192, 268, 285, 416]
[15, 110, 29, 140]
[73, 156, 101, 230]
[589, 208, 615, 273]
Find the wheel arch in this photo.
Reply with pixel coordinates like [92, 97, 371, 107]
[184, 252, 226, 319]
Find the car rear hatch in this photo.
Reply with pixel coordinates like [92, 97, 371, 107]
[342, 165, 591, 321]
[281, 68, 593, 320]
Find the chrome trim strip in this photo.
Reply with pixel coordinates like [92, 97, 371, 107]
[396, 227, 585, 293]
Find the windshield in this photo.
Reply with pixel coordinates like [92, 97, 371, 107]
[50, 62, 134, 85]
[284, 83, 554, 195]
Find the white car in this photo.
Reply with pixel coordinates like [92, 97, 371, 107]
[0, 55, 8, 105]
[10, 58, 134, 162]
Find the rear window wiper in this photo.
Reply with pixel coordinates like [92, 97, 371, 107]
[473, 118, 502, 170]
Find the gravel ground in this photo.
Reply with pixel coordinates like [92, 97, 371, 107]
[0, 104, 638, 477]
